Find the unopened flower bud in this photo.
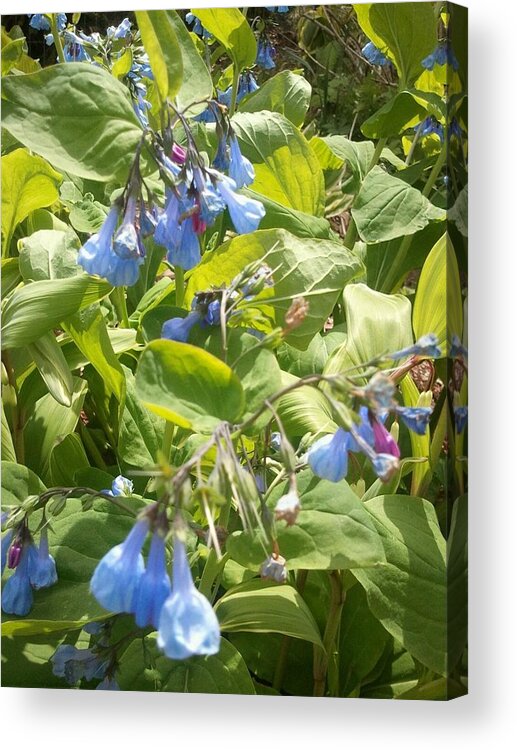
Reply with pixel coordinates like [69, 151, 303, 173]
[274, 489, 301, 526]
[260, 553, 288, 583]
[7, 540, 22, 569]
[364, 373, 396, 410]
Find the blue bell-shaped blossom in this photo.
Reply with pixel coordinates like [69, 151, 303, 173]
[90, 518, 149, 613]
[1, 544, 33, 616]
[154, 190, 181, 249]
[28, 528, 57, 590]
[216, 176, 265, 234]
[371, 453, 399, 482]
[51, 644, 107, 685]
[256, 39, 276, 69]
[96, 676, 120, 690]
[397, 406, 433, 435]
[161, 311, 203, 343]
[167, 216, 201, 271]
[132, 532, 171, 628]
[422, 41, 459, 71]
[307, 428, 350, 483]
[266, 6, 290, 12]
[362, 41, 389, 66]
[107, 197, 145, 287]
[213, 135, 230, 171]
[78, 205, 120, 280]
[157, 537, 220, 660]
[107, 17, 132, 39]
[389, 333, 441, 360]
[347, 406, 375, 452]
[229, 136, 255, 188]
[193, 169, 226, 225]
[238, 72, 259, 98]
[105, 475, 134, 497]
[185, 12, 212, 39]
[204, 299, 221, 326]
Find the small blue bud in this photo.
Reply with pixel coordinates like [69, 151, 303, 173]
[205, 300, 221, 327]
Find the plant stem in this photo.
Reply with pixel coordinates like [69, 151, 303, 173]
[112, 287, 130, 328]
[313, 571, 345, 697]
[229, 64, 241, 118]
[51, 14, 66, 64]
[161, 421, 175, 463]
[174, 266, 185, 308]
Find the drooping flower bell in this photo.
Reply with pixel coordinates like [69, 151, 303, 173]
[28, 527, 58, 590]
[397, 406, 433, 436]
[78, 205, 120, 281]
[362, 41, 389, 66]
[90, 518, 149, 614]
[132, 531, 171, 629]
[256, 39, 276, 69]
[418, 116, 444, 140]
[157, 537, 220, 660]
[29, 13, 67, 32]
[51, 644, 107, 685]
[161, 310, 204, 343]
[1, 543, 33, 616]
[266, 6, 290, 12]
[107, 196, 146, 287]
[260, 553, 287, 583]
[454, 406, 468, 434]
[228, 136, 255, 189]
[371, 453, 400, 482]
[307, 428, 350, 483]
[422, 41, 459, 71]
[389, 334, 441, 360]
[364, 373, 396, 410]
[107, 17, 132, 39]
[185, 12, 212, 39]
[108, 475, 134, 497]
[216, 175, 266, 235]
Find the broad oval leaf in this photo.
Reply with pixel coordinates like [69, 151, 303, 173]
[166, 10, 213, 114]
[1, 461, 47, 506]
[215, 579, 324, 647]
[19, 229, 81, 281]
[240, 70, 311, 127]
[2, 63, 143, 181]
[135, 339, 245, 432]
[227, 469, 385, 571]
[193, 7, 256, 71]
[27, 332, 74, 407]
[361, 91, 426, 138]
[352, 166, 446, 243]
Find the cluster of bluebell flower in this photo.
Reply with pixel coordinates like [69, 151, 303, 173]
[422, 40, 459, 71]
[52, 621, 120, 689]
[28, 12, 67, 33]
[266, 6, 290, 13]
[1, 523, 58, 616]
[256, 37, 276, 69]
[308, 336, 441, 484]
[90, 507, 220, 660]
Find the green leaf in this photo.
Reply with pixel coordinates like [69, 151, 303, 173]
[1, 275, 112, 350]
[23, 377, 87, 482]
[324, 283, 413, 376]
[1, 149, 61, 254]
[412, 232, 462, 354]
[232, 112, 325, 216]
[118, 366, 164, 470]
[68, 197, 108, 234]
[244, 189, 332, 240]
[63, 305, 126, 411]
[1, 257, 21, 297]
[166, 10, 213, 114]
[227, 469, 385, 571]
[319, 135, 374, 195]
[117, 636, 256, 694]
[193, 7, 256, 70]
[1, 406, 17, 463]
[446, 495, 468, 671]
[215, 579, 323, 647]
[352, 166, 446, 243]
[361, 91, 426, 138]
[2, 63, 143, 182]
[1, 461, 47, 506]
[135, 339, 244, 432]
[19, 230, 82, 282]
[240, 70, 311, 127]
[135, 11, 183, 103]
[276, 371, 337, 437]
[27, 332, 74, 407]
[278, 328, 346, 378]
[354, 2, 437, 88]
[353, 495, 447, 676]
[1, 37, 25, 75]
[49, 433, 90, 486]
[186, 229, 364, 350]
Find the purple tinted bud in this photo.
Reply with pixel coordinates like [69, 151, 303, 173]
[1, 544, 33, 616]
[372, 419, 400, 458]
[7, 539, 22, 569]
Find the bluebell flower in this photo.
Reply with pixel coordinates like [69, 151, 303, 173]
[161, 311, 203, 343]
[133, 91, 152, 127]
[307, 428, 350, 483]
[107, 197, 145, 287]
[256, 39, 276, 69]
[389, 334, 441, 360]
[216, 176, 266, 235]
[229, 136, 255, 188]
[217, 86, 233, 109]
[51, 644, 107, 684]
[28, 528, 57, 590]
[109, 475, 134, 496]
[29, 13, 67, 32]
[154, 190, 181, 249]
[90, 518, 149, 613]
[449, 335, 468, 360]
[96, 676, 120, 690]
[132, 532, 171, 628]
[260, 553, 287, 583]
[193, 169, 226, 225]
[422, 41, 459, 71]
[204, 299, 221, 327]
[107, 17, 132, 39]
[1, 544, 33, 616]
[364, 373, 396, 410]
[63, 31, 91, 62]
[371, 453, 399, 482]
[78, 205, 120, 280]
[449, 118, 463, 140]
[347, 406, 375, 452]
[185, 12, 212, 39]
[266, 6, 290, 12]
[418, 116, 444, 140]
[270, 432, 282, 452]
[1, 529, 13, 575]
[362, 41, 389, 66]
[157, 537, 220, 660]
[167, 216, 201, 271]
[454, 406, 468, 434]
[397, 406, 433, 436]
[372, 419, 400, 458]
[213, 135, 230, 171]
[194, 103, 217, 124]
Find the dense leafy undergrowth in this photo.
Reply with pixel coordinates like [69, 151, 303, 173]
[1, 4, 467, 698]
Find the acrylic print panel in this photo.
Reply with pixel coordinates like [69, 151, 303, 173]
[1, 3, 467, 699]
